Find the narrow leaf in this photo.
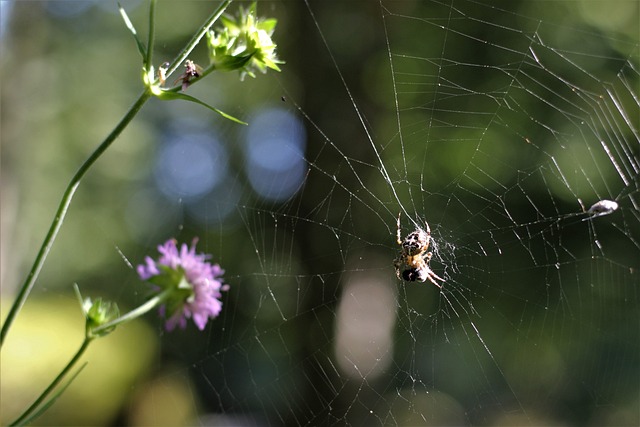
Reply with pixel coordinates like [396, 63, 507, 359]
[157, 91, 247, 125]
[118, 3, 147, 60]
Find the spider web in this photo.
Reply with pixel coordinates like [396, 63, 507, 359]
[181, 1, 638, 425]
[1, 0, 638, 426]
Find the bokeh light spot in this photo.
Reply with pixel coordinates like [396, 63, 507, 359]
[245, 107, 306, 201]
[155, 131, 228, 201]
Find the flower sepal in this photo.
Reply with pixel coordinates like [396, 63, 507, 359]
[146, 264, 190, 290]
[145, 265, 194, 320]
[209, 52, 254, 73]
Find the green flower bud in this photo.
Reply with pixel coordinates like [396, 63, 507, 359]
[206, 2, 283, 80]
[76, 288, 120, 338]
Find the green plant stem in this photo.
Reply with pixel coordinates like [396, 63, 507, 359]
[145, 0, 156, 71]
[1, 0, 234, 349]
[8, 288, 172, 426]
[163, 0, 232, 81]
[0, 90, 153, 348]
[9, 337, 94, 426]
[92, 288, 173, 335]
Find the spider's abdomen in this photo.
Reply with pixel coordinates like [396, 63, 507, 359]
[402, 268, 419, 281]
[401, 267, 427, 282]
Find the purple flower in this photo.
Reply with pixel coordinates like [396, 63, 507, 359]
[137, 238, 227, 331]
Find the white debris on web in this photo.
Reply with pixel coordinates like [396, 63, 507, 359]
[586, 199, 619, 218]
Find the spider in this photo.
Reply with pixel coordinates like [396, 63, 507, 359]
[393, 212, 444, 288]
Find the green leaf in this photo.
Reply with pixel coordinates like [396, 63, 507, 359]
[248, 2, 257, 16]
[262, 56, 282, 72]
[220, 15, 239, 32]
[259, 18, 278, 33]
[156, 91, 247, 125]
[118, 3, 147, 60]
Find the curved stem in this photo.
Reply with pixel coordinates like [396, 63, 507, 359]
[0, 90, 153, 348]
[92, 287, 173, 335]
[9, 337, 93, 426]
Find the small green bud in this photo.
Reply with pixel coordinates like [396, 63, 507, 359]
[86, 298, 120, 335]
[75, 286, 120, 338]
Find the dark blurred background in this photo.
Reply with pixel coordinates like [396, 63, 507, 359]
[1, 1, 638, 426]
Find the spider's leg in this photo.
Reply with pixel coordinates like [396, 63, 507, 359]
[423, 220, 433, 252]
[396, 212, 403, 245]
[393, 257, 402, 279]
[426, 273, 443, 288]
[423, 219, 431, 236]
[431, 269, 445, 282]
